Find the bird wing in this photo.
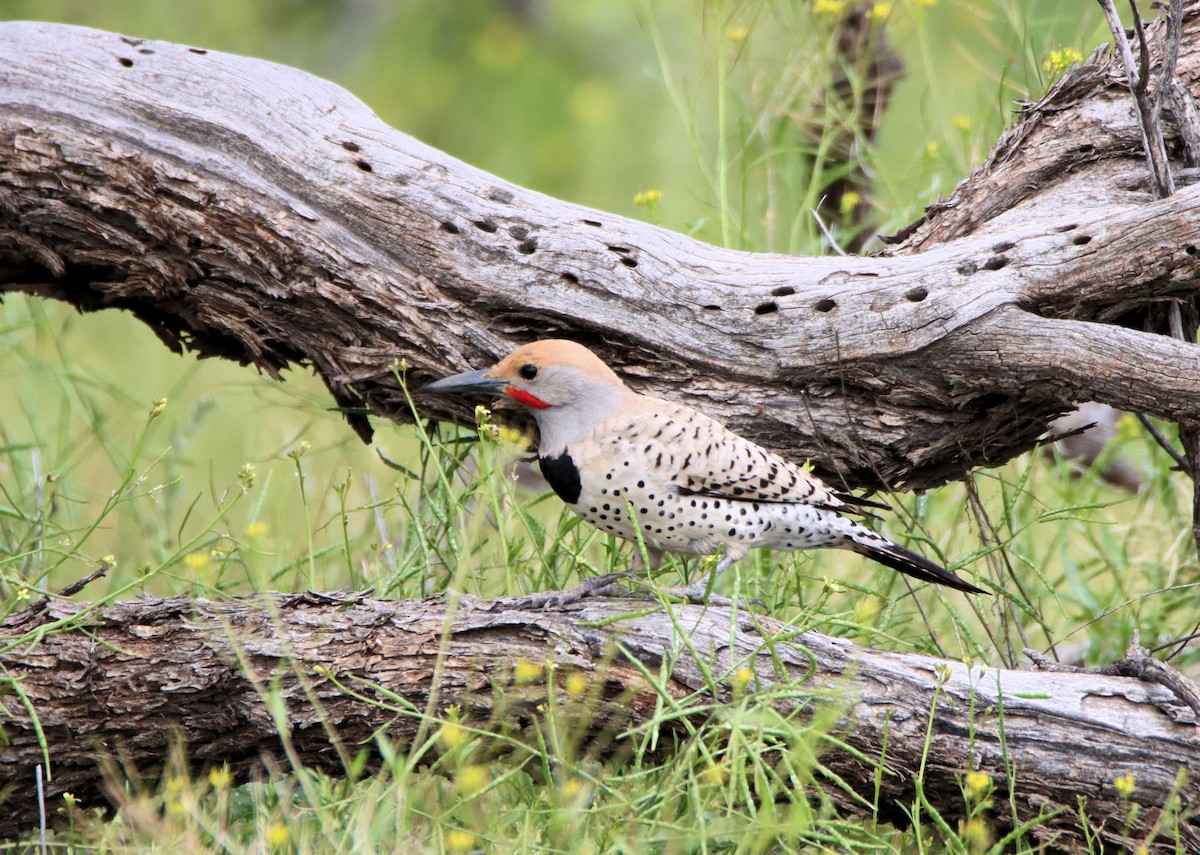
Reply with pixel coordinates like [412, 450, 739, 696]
[623, 398, 866, 512]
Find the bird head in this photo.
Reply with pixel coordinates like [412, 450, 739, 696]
[417, 340, 626, 411]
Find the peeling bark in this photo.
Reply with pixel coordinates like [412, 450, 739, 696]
[0, 592, 1194, 851]
[0, 19, 1198, 491]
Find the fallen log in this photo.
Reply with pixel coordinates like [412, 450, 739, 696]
[0, 592, 1194, 851]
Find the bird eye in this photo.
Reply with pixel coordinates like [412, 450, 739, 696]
[518, 364, 538, 380]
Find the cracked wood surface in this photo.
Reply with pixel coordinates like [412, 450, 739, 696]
[0, 592, 1194, 851]
[0, 19, 1199, 491]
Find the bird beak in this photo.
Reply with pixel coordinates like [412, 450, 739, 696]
[415, 367, 504, 396]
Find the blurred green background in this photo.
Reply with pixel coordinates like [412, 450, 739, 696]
[9, 3, 1200, 850]
[0, 1, 1122, 608]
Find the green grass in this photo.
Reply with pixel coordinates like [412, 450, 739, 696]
[0, 0, 1192, 852]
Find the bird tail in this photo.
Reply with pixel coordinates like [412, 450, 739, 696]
[841, 524, 987, 594]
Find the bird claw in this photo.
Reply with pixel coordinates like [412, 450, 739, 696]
[501, 572, 630, 611]
[654, 581, 767, 612]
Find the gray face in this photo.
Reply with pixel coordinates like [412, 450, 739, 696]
[525, 365, 631, 454]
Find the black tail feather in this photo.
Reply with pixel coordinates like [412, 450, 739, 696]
[853, 541, 987, 595]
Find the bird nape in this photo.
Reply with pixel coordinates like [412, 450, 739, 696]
[417, 339, 986, 604]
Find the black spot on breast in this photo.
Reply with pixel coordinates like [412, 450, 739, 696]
[540, 452, 582, 504]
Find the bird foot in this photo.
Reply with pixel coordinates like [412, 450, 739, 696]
[654, 580, 766, 612]
[501, 572, 630, 611]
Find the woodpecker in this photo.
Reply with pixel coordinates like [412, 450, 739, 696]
[418, 340, 985, 601]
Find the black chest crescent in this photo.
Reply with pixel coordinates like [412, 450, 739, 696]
[539, 452, 582, 504]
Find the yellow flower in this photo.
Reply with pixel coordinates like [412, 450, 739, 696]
[566, 671, 589, 698]
[183, 551, 210, 572]
[455, 764, 487, 794]
[1115, 773, 1135, 799]
[560, 778, 584, 799]
[514, 659, 543, 684]
[245, 521, 269, 540]
[964, 769, 991, 799]
[633, 187, 662, 207]
[266, 823, 290, 847]
[814, 0, 845, 15]
[911, 0, 937, 7]
[703, 764, 728, 785]
[447, 829, 476, 852]
[952, 115, 970, 132]
[208, 767, 233, 789]
[839, 190, 861, 217]
[869, 2, 891, 20]
[959, 816, 992, 851]
[925, 140, 940, 159]
[439, 723, 469, 749]
[1043, 47, 1083, 76]
[731, 666, 753, 694]
[726, 25, 750, 42]
[854, 597, 879, 623]
[14, 588, 30, 601]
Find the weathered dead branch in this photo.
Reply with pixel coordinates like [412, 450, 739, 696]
[1, 19, 1199, 491]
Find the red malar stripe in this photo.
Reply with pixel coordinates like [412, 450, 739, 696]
[505, 387, 551, 410]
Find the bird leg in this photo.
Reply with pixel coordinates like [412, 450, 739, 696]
[654, 550, 762, 609]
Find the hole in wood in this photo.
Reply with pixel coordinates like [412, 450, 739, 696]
[440, 222, 460, 234]
[905, 287, 928, 302]
[957, 262, 977, 276]
[983, 255, 1008, 271]
[518, 239, 538, 254]
[755, 302, 778, 315]
[814, 299, 837, 312]
[992, 241, 1015, 253]
[188, 47, 208, 55]
[489, 189, 514, 204]
[117, 57, 134, 67]
[356, 160, 373, 173]
[620, 256, 637, 268]
[582, 219, 603, 227]
[702, 305, 722, 311]
[771, 286, 795, 297]
[509, 226, 529, 240]
[1073, 235, 1092, 245]
[1188, 245, 1198, 256]
[474, 220, 498, 233]
[561, 273, 579, 284]
[1056, 223, 1078, 232]
[342, 141, 361, 152]
[607, 245, 630, 254]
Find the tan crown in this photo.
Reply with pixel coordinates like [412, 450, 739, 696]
[486, 340, 626, 388]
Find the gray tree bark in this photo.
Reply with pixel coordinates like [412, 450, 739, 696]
[0, 18, 1198, 492]
[2, 14, 1200, 854]
[0, 592, 1195, 852]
